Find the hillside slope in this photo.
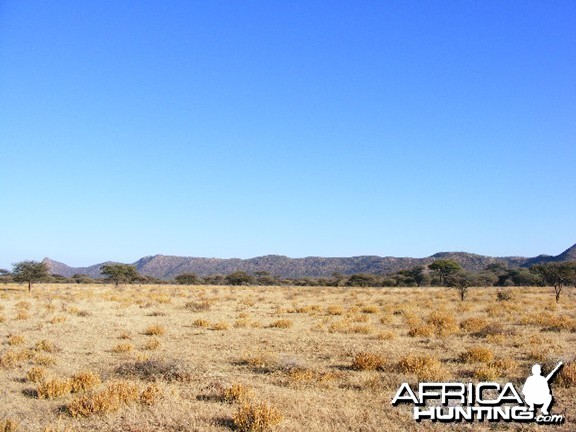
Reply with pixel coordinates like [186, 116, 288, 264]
[42, 243, 576, 280]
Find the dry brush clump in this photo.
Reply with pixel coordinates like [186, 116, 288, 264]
[232, 400, 283, 432]
[141, 338, 161, 351]
[37, 378, 73, 399]
[70, 370, 101, 393]
[66, 380, 140, 417]
[460, 317, 489, 333]
[268, 319, 293, 329]
[7, 335, 25, 346]
[351, 352, 387, 371]
[459, 346, 495, 364]
[218, 383, 254, 403]
[27, 366, 48, 384]
[557, 361, 576, 388]
[144, 324, 166, 336]
[211, 321, 231, 331]
[0, 349, 34, 368]
[239, 351, 279, 373]
[397, 353, 447, 381]
[112, 343, 134, 354]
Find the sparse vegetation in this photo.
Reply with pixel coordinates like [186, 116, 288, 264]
[0, 282, 573, 431]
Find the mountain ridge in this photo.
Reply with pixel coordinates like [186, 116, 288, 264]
[41, 243, 576, 280]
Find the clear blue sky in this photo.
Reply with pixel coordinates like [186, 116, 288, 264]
[1, 1, 575, 269]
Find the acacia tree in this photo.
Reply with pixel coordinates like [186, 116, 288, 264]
[428, 259, 462, 286]
[12, 260, 49, 291]
[100, 264, 139, 287]
[530, 262, 576, 303]
[446, 271, 476, 301]
[225, 271, 254, 286]
[175, 273, 200, 285]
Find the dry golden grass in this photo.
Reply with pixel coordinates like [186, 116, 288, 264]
[232, 400, 283, 432]
[70, 371, 101, 393]
[351, 352, 386, 371]
[219, 383, 254, 403]
[143, 324, 166, 336]
[0, 283, 573, 431]
[37, 378, 73, 399]
[112, 343, 134, 354]
[459, 346, 495, 363]
[7, 335, 25, 346]
[0, 419, 19, 432]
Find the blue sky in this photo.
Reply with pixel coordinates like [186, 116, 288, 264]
[1, 1, 575, 269]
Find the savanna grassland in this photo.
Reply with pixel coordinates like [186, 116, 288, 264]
[0, 283, 575, 432]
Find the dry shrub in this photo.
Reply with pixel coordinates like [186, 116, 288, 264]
[26, 366, 48, 384]
[211, 321, 230, 331]
[269, 319, 293, 329]
[118, 331, 133, 340]
[426, 310, 459, 337]
[232, 400, 283, 432]
[490, 358, 519, 374]
[460, 346, 494, 364]
[527, 347, 552, 363]
[116, 359, 194, 382]
[460, 317, 489, 333]
[34, 354, 56, 366]
[379, 315, 392, 324]
[326, 305, 344, 315]
[193, 319, 210, 328]
[234, 318, 251, 328]
[67, 380, 139, 417]
[473, 365, 500, 381]
[185, 300, 212, 312]
[361, 305, 379, 314]
[0, 315, 5, 323]
[350, 324, 373, 334]
[219, 383, 254, 403]
[50, 315, 67, 324]
[144, 324, 166, 336]
[7, 335, 25, 346]
[286, 368, 337, 387]
[375, 330, 396, 340]
[35, 340, 58, 353]
[15, 310, 30, 320]
[328, 319, 351, 333]
[351, 314, 369, 323]
[0, 349, 33, 368]
[496, 289, 514, 301]
[557, 361, 576, 388]
[351, 352, 386, 371]
[37, 378, 73, 399]
[0, 418, 19, 432]
[71, 371, 101, 393]
[142, 338, 161, 351]
[112, 343, 134, 354]
[407, 324, 434, 338]
[140, 383, 162, 405]
[15, 301, 31, 310]
[240, 351, 278, 372]
[397, 353, 445, 381]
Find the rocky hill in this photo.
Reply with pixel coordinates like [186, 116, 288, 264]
[42, 243, 576, 280]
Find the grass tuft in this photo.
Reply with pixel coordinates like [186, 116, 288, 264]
[232, 400, 283, 432]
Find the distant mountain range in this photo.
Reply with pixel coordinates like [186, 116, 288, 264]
[42, 243, 576, 280]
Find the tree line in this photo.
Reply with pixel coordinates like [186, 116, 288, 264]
[2, 259, 576, 302]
